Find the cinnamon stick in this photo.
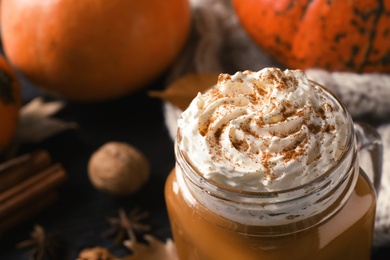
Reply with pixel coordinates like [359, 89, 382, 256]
[0, 192, 58, 233]
[0, 163, 67, 219]
[0, 150, 52, 193]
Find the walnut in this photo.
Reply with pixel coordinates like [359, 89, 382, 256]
[88, 141, 150, 196]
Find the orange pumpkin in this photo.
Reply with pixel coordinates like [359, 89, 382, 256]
[0, 54, 21, 153]
[1, 0, 191, 102]
[233, 0, 390, 73]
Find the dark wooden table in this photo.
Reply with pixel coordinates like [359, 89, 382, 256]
[0, 71, 390, 259]
[0, 73, 175, 259]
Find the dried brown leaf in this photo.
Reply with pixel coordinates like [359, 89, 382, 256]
[17, 97, 77, 143]
[122, 235, 178, 260]
[76, 234, 178, 260]
[149, 73, 219, 110]
[4, 97, 77, 158]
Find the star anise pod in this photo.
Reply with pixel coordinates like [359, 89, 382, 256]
[105, 208, 151, 246]
[16, 224, 62, 260]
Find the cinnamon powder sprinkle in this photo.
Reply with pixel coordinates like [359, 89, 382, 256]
[199, 117, 212, 136]
[253, 83, 267, 96]
[214, 127, 223, 140]
[261, 151, 276, 180]
[194, 69, 341, 186]
[307, 124, 322, 134]
[232, 138, 249, 152]
[282, 145, 306, 163]
[218, 73, 232, 83]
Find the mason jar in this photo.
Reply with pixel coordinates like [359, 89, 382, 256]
[165, 81, 382, 260]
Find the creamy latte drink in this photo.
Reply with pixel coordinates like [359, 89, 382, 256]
[165, 68, 380, 260]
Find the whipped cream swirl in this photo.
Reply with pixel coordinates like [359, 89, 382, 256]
[177, 68, 349, 192]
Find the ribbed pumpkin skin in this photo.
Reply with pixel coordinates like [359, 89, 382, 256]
[233, 0, 390, 73]
[1, 0, 191, 101]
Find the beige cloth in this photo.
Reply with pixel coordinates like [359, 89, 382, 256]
[164, 0, 390, 247]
